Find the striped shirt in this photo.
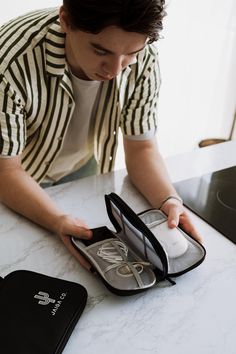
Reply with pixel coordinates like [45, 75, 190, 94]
[0, 8, 161, 183]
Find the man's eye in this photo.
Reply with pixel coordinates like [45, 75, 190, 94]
[94, 49, 107, 56]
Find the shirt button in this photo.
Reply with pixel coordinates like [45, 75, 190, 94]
[113, 131, 116, 135]
[57, 136, 63, 141]
[45, 161, 50, 166]
[109, 156, 113, 161]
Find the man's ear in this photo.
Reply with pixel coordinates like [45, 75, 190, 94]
[59, 6, 71, 33]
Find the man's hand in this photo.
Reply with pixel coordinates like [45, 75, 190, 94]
[124, 137, 203, 244]
[55, 214, 93, 270]
[160, 198, 203, 243]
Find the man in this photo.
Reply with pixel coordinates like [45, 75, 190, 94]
[0, 0, 202, 269]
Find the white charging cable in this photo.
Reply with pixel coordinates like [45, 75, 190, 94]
[97, 240, 150, 278]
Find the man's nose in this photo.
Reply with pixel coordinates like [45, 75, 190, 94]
[104, 57, 123, 77]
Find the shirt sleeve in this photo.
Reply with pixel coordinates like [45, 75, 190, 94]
[0, 74, 26, 156]
[123, 128, 157, 141]
[120, 45, 161, 138]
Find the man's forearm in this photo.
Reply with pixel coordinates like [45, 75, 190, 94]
[0, 162, 94, 269]
[0, 168, 64, 234]
[125, 139, 179, 208]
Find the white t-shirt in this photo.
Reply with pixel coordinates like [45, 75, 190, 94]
[45, 67, 156, 182]
[46, 72, 101, 182]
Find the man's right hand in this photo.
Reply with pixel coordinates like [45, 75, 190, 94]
[56, 214, 93, 270]
[0, 155, 93, 271]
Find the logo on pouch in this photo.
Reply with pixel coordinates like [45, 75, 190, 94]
[34, 291, 56, 305]
[34, 291, 67, 316]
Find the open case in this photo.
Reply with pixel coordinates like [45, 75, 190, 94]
[71, 193, 206, 295]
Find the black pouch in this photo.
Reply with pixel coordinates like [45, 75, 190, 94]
[0, 270, 87, 354]
[71, 193, 206, 296]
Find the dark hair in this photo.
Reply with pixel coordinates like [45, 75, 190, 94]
[62, 0, 166, 43]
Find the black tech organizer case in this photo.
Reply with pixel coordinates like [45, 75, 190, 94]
[71, 193, 206, 296]
[0, 270, 87, 354]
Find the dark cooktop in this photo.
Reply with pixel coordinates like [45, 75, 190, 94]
[174, 166, 236, 244]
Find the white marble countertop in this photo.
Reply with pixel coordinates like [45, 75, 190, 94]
[1, 140, 236, 354]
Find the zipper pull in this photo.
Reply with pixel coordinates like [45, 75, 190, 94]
[166, 276, 176, 285]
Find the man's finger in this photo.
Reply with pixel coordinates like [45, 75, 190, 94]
[61, 234, 92, 270]
[179, 215, 203, 244]
[167, 207, 180, 228]
[71, 226, 93, 240]
[188, 228, 203, 244]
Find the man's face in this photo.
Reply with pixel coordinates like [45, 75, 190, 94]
[60, 10, 147, 81]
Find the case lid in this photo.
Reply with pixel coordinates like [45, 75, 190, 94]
[105, 193, 169, 278]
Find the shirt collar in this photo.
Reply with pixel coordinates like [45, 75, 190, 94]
[45, 20, 67, 76]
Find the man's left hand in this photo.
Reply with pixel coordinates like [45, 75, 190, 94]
[160, 199, 203, 243]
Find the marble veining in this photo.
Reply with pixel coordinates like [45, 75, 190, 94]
[1, 141, 236, 354]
